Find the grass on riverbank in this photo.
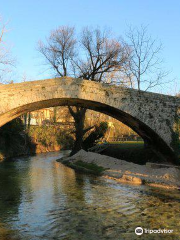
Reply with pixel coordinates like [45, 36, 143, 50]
[62, 159, 107, 175]
[100, 141, 162, 165]
[100, 141, 144, 145]
[75, 160, 106, 175]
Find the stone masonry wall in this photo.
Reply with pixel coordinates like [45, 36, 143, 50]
[0, 77, 179, 151]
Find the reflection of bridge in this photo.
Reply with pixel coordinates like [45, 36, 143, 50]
[0, 77, 179, 162]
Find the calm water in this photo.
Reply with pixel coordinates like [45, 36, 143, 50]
[0, 151, 180, 240]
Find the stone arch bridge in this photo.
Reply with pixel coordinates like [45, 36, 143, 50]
[0, 77, 180, 162]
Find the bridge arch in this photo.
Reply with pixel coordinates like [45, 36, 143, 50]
[0, 77, 179, 162]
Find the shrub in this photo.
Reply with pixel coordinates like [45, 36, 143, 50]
[56, 132, 74, 149]
[29, 125, 74, 150]
[0, 118, 35, 159]
[83, 122, 108, 150]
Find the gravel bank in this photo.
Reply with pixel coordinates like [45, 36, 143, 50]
[60, 150, 180, 189]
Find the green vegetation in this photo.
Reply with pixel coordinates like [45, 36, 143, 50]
[56, 133, 74, 150]
[75, 160, 106, 175]
[0, 118, 35, 160]
[102, 141, 144, 145]
[0, 121, 75, 161]
[28, 126, 74, 150]
[171, 117, 180, 157]
[29, 126, 57, 147]
[64, 160, 106, 176]
[173, 117, 180, 164]
[100, 142, 162, 165]
[0, 118, 107, 161]
[83, 122, 108, 150]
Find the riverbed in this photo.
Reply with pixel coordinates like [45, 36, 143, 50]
[0, 151, 180, 239]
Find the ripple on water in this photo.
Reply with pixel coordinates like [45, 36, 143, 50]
[0, 151, 180, 240]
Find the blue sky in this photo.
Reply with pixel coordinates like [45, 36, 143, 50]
[1, 0, 180, 94]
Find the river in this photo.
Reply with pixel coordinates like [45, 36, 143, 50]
[0, 151, 180, 240]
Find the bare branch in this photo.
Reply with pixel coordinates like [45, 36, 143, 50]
[122, 25, 167, 91]
[0, 16, 15, 83]
[37, 26, 76, 77]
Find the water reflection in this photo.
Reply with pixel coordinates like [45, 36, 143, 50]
[0, 151, 180, 239]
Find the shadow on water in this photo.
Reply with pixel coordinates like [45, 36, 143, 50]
[0, 156, 32, 239]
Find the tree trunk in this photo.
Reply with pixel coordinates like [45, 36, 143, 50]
[53, 107, 57, 123]
[24, 113, 27, 129]
[28, 112, 31, 129]
[70, 126, 84, 156]
[68, 106, 86, 156]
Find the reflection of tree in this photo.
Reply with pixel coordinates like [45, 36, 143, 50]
[0, 157, 32, 239]
[53, 161, 87, 203]
[0, 160, 23, 219]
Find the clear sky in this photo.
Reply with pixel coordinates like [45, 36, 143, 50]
[1, 0, 180, 94]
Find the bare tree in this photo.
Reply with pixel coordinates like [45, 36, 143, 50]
[38, 26, 76, 77]
[72, 27, 127, 82]
[38, 26, 127, 155]
[0, 16, 15, 83]
[69, 27, 128, 155]
[123, 25, 168, 91]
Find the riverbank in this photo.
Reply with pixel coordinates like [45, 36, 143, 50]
[58, 150, 180, 190]
[0, 120, 73, 162]
[0, 142, 62, 162]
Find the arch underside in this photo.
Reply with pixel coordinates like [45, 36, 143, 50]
[0, 98, 176, 162]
